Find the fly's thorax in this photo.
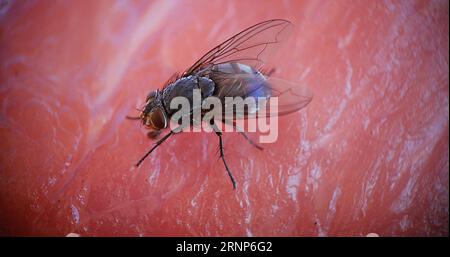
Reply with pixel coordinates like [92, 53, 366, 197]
[162, 75, 215, 116]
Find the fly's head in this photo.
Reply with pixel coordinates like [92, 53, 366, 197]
[140, 90, 168, 131]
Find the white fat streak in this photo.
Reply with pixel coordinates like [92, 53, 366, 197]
[328, 186, 342, 216]
[344, 59, 353, 97]
[390, 168, 419, 214]
[359, 159, 382, 217]
[286, 171, 301, 202]
[240, 161, 254, 236]
[306, 162, 322, 193]
[324, 99, 347, 133]
[399, 215, 410, 231]
[389, 110, 448, 211]
[71, 204, 80, 224]
[338, 23, 357, 49]
[324, 186, 342, 233]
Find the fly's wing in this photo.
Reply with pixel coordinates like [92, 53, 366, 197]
[262, 76, 313, 117]
[183, 19, 293, 76]
[204, 68, 312, 120]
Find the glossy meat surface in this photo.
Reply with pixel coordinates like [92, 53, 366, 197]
[0, 0, 448, 236]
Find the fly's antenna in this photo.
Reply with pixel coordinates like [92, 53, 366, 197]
[126, 115, 141, 120]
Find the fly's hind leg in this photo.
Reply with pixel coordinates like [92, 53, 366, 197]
[239, 131, 264, 151]
[224, 120, 264, 151]
[210, 121, 237, 190]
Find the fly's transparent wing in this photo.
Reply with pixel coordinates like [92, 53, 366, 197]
[202, 63, 312, 120]
[261, 76, 313, 117]
[184, 19, 293, 76]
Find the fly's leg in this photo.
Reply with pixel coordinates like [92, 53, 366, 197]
[126, 116, 140, 120]
[147, 130, 161, 139]
[136, 128, 178, 167]
[239, 131, 264, 151]
[223, 119, 264, 151]
[210, 122, 237, 190]
[217, 131, 237, 190]
[135, 110, 193, 166]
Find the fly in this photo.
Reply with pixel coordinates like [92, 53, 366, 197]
[128, 19, 313, 189]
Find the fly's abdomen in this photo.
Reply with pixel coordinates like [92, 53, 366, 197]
[209, 63, 272, 100]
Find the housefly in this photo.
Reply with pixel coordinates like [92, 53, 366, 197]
[129, 19, 312, 189]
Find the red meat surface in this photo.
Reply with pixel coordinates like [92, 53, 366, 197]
[0, 0, 448, 236]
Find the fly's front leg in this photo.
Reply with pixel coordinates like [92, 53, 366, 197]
[135, 130, 174, 167]
[147, 130, 161, 139]
[210, 121, 237, 190]
[136, 126, 183, 167]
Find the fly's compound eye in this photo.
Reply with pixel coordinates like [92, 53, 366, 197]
[148, 107, 167, 130]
